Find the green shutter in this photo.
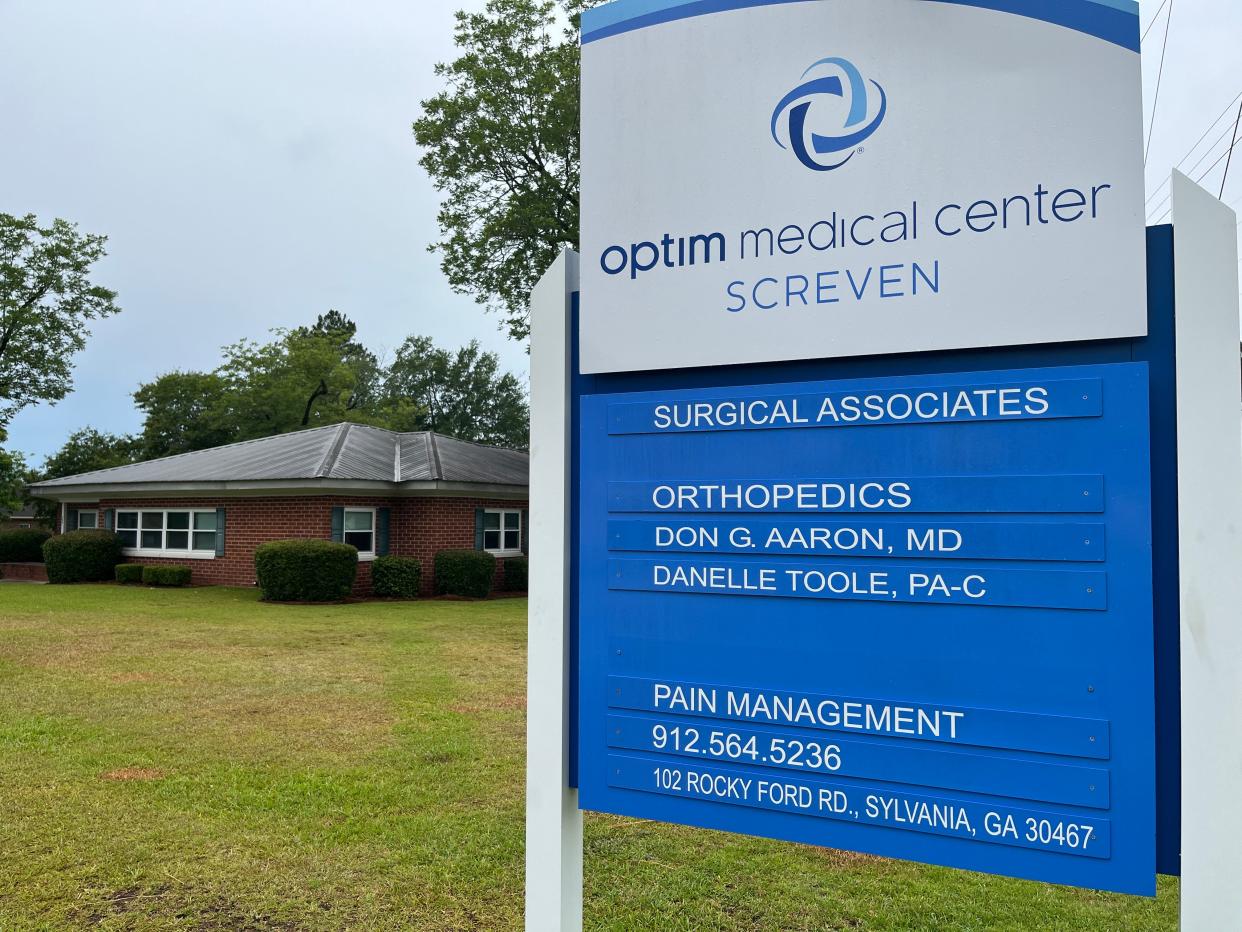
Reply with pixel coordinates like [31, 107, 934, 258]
[331, 506, 345, 543]
[66, 508, 78, 533]
[521, 508, 529, 555]
[103, 508, 115, 531]
[376, 507, 391, 556]
[474, 508, 485, 550]
[215, 507, 227, 556]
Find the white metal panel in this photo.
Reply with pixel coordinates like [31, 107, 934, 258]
[525, 249, 583, 931]
[1171, 170, 1242, 929]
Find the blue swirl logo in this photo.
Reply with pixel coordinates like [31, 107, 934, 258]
[770, 57, 887, 172]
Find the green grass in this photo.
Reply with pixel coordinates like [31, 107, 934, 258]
[0, 585, 1177, 930]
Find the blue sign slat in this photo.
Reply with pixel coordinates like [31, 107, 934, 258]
[608, 475, 1104, 514]
[578, 362, 1155, 894]
[607, 518, 1106, 562]
[607, 755, 1113, 860]
[606, 713, 1110, 808]
[607, 676, 1110, 759]
[608, 556, 1107, 610]
[608, 377, 1103, 435]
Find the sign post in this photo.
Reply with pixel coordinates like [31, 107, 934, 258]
[526, 249, 582, 932]
[1169, 172, 1242, 927]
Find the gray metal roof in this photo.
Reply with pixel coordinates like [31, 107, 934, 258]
[29, 424, 528, 491]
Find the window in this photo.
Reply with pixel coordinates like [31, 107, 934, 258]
[116, 509, 218, 557]
[76, 511, 98, 530]
[343, 508, 375, 555]
[483, 509, 521, 554]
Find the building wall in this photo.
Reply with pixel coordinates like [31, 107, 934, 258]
[69, 494, 527, 596]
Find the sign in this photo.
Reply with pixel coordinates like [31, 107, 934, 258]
[576, 362, 1156, 894]
[579, 0, 1146, 372]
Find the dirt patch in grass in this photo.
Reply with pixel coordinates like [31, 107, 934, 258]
[102, 766, 164, 781]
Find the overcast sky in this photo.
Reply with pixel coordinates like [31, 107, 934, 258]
[3, 0, 1241, 465]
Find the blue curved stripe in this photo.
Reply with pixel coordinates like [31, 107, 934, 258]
[769, 76, 845, 146]
[581, 0, 1139, 52]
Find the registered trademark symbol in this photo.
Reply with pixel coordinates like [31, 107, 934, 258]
[857, 146, 865, 154]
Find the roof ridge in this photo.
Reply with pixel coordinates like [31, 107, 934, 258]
[392, 435, 402, 482]
[427, 432, 444, 481]
[316, 423, 353, 478]
[427, 431, 529, 455]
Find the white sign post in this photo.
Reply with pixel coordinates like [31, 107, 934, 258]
[1170, 171, 1242, 929]
[525, 248, 583, 932]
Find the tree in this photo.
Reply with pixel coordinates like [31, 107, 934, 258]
[414, 0, 593, 340]
[133, 371, 233, 459]
[380, 336, 529, 448]
[41, 427, 140, 480]
[0, 447, 29, 515]
[0, 213, 121, 431]
[213, 311, 384, 440]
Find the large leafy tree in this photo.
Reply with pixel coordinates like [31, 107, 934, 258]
[41, 427, 140, 479]
[380, 336, 529, 448]
[133, 371, 233, 459]
[0, 447, 29, 515]
[0, 213, 120, 432]
[217, 312, 384, 440]
[414, 0, 593, 341]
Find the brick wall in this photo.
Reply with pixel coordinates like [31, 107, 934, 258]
[85, 495, 527, 596]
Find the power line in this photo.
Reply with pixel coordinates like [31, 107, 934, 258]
[1144, 0, 1175, 167]
[1151, 134, 1242, 223]
[1220, 99, 1242, 198]
[1141, 0, 1170, 43]
[1145, 90, 1242, 206]
[1147, 122, 1240, 220]
[1142, 117, 1242, 221]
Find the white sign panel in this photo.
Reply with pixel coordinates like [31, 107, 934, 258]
[579, 0, 1146, 373]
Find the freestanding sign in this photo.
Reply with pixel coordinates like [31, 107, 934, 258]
[579, 0, 1147, 372]
[524, 0, 1242, 928]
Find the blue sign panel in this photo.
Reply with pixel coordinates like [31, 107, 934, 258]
[577, 362, 1155, 895]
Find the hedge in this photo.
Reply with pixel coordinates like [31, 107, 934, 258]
[115, 564, 144, 584]
[372, 555, 422, 599]
[254, 539, 357, 602]
[434, 549, 495, 599]
[502, 556, 528, 592]
[143, 564, 192, 587]
[0, 528, 51, 563]
[43, 531, 125, 584]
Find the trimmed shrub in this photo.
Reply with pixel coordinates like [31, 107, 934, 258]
[372, 555, 422, 599]
[255, 539, 357, 602]
[115, 564, 144, 584]
[43, 531, 125, 584]
[142, 564, 192, 587]
[0, 528, 52, 563]
[434, 549, 496, 599]
[502, 556, 528, 592]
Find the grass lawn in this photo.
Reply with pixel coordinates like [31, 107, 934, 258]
[0, 585, 1177, 930]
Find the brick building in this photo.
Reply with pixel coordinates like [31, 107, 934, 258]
[28, 424, 528, 595]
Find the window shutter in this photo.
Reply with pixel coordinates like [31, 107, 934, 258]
[66, 508, 78, 533]
[103, 509, 115, 531]
[331, 506, 345, 543]
[521, 508, 529, 555]
[215, 507, 227, 556]
[474, 507, 485, 550]
[376, 507, 391, 556]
